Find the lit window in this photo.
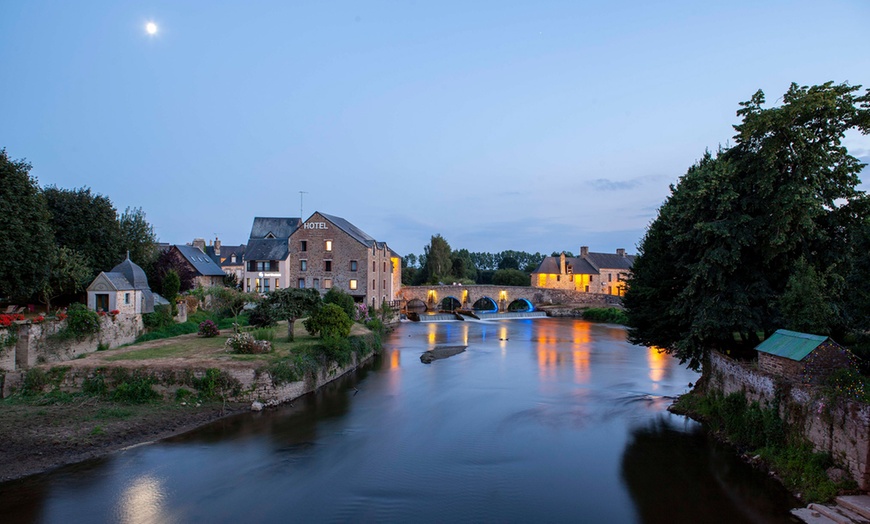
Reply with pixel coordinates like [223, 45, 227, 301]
[324, 260, 332, 272]
[325, 240, 332, 252]
[298, 278, 306, 288]
[349, 279, 357, 290]
[350, 260, 357, 271]
[300, 260, 307, 271]
[275, 279, 280, 289]
[323, 278, 332, 289]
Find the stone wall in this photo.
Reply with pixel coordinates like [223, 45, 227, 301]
[707, 351, 870, 489]
[0, 315, 143, 373]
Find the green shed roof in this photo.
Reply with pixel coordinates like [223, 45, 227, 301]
[755, 329, 829, 362]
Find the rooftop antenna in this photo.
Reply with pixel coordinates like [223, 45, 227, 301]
[299, 191, 308, 218]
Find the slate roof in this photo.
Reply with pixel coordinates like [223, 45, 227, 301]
[205, 245, 246, 267]
[755, 329, 830, 362]
[111, 257, 151, 290]
[533, 256, 600, 275]
[319, 212, 377, 247]
[583, 252, 636, 271]
[245, 238, 289, 261]
[174, 245, 227, 277]
[249, 217, 301, 240]
[101, 272, 135, 290]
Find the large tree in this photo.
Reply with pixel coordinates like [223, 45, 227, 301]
[0, 149, 55, 300]
[625, 82, 870, 371]
[119, 207, 158, 269]
[263, 288, 322, 341]
[422, 234, 452, 283]
[43, 186, 122, 277]
[39, 247, 91, 312]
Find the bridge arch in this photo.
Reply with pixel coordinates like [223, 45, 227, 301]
[507, 298, 534, 312]
[472, 296, 498, 312]
[440, 296, 461, 311]
[406, 298, 428, 312]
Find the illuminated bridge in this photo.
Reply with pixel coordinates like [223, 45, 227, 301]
[397, 285, 622, 313]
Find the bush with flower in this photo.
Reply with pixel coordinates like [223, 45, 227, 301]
[33, 315, 45, 324]
[198, 320, 220, 338]
[225, 332, 271, 354]
[355, 303, 371, 323]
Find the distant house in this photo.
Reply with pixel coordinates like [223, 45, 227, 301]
[755, 329, 855, 383]
[169, 244, 227, 289]
[87, 255, 156, 314]
[531, 246, 635, 296]
[192, 237, 246, 284]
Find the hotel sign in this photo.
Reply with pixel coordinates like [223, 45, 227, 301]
[303, 222, 329, 230]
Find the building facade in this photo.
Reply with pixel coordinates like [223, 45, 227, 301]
[87, 256, 156, 314]
[243, 212, 401, 307]
[531, 246, 635, 296]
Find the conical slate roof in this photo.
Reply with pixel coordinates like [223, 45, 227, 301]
[111, 255, 150, 290]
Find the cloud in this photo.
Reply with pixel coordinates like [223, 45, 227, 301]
[588, 174, 670, 192]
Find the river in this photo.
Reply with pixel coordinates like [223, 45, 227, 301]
[0, 318, 799, 523]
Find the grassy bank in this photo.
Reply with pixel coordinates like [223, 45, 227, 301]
[580, 307, 628, 325]
[672, 390, 856, 502]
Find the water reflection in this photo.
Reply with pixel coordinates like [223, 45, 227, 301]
[621, 416, 798, 524]
[0, 319, 799, 523]
[116, 474, 166, 524]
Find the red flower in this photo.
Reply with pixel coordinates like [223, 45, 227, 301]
[110, 310, 120, 316]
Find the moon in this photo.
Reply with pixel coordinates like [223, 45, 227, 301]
[146, 22, 158, 35]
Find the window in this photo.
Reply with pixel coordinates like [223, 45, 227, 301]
[255, 278, 260, 292]
[324, 260, 332, 272]
[350, 260, 358, 271]
[383, 261, 387, 272]
[325, 240, 332, 252]
[300, 259, 307, 271]
[373, 261, 376, 271]
[231, 254, 236, 264]
[349, 279, 358, 290]
[608, 273, 612, 282]
[301, 240, 307, 252]
[313, 278, 320, 289]
[557, 275, 561, 282]
[263, 278, 270, 292]
[323, 278, 332, 289]
[275, 279, 280, 289]
[124, 293, 131, 305]
[372, 279, 375, 289]
[383, 279, 386, 289]
[246, 278, 250, 290]
[298, 278, 306, 288]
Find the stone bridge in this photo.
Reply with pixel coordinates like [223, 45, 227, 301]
[397, 285, 623, 312]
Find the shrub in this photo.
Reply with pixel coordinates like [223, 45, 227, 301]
[304, 303, 353, 339]
[22, 368, 49, 394]
[323, 288, 355, 320]
[581, 307, 629, 325]
[248, 302, 280, 328]
[111, 375, 160, 403]
[191, 368, 242, 399]
[143, 304, 174, 329]
[66, 303, 101, 338]
[198, 320, 220, 338]
[225, 332, 271, 354]
[318, 336, 353, 365]
[251, 327, 276, 342]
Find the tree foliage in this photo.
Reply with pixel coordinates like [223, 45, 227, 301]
[43, 186, 122, 278]
[492, 269, 531, 286]
[0, 149, 55, 299]
[625, 82, 870, 370]
[261, 288, 321, 341]
[119, 207, 157, 271]
[304, 303, 353, 339]
[422, 234, 452, 283]
[39, 247, 91, 312]
[323, 288, 355, 320]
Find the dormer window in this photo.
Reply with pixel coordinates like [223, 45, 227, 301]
[265, 232, 276, 239]
[231, 254, 236, 264]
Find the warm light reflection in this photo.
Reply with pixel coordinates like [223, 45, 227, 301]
[499, 326, 509, 355]
[118, 474, 166, 524]
[390, 349, 400, 369]
[648, 346, 668, 385]
[460, 323, 469, 346]
[428, 322, 437, 345]
[535, 321, 594, 383]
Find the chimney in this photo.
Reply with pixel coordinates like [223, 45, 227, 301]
[192, 238, 206, 251]
[214, 237, 221, 256]
[560, 253, 566, 274]
[580, 246, 589, 257]
[617, 248, 626, 258]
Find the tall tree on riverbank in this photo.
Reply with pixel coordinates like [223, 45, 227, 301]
[625, 82, 870, 370]
[0, 149, 55, 300]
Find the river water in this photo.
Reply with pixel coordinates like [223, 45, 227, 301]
[1, 318, 799, 523]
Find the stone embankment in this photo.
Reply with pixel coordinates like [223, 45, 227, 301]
[793, 494, 870, 523]
[707, 351, 870, 490]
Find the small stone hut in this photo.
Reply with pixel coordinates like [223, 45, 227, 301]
[755, 329, 855, 384]
[87, 255, 155, 314]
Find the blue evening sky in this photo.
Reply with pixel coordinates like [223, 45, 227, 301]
[2, 1, 869, 259]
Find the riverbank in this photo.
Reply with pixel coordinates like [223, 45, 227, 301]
[0, 321, 386, 482]
[0, 397, 249, 482]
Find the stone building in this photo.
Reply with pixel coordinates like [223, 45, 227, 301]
[243, 212, 401, 307]
[191, 237, 246, 284]
[755, 329, 855, 383]
[168, 244, 228, 289]
[87, 255, 156, 314]
[531, 247, 635, 296]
